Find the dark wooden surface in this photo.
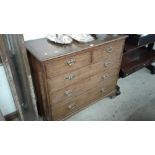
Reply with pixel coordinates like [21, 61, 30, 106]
[120, 34, 155, 77]
[126, 34, 155, 46]
[121, 47, 155, 76]
[25, 35, 127, 61]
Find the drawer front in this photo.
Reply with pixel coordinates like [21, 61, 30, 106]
[92, 40, 124, 63]
[50, 71, 118, 105]
[52, 82, 116, 120]
[45, 51, 91, 78]
[47, 60, 120, 92]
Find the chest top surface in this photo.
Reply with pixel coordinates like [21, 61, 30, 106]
[25, 34, 127, 61]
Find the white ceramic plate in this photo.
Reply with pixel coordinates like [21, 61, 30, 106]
[69, 34, 94, 43]
[47, 34, 73, 44]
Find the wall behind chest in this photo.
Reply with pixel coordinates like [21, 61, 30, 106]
[24, 34, 48, 41]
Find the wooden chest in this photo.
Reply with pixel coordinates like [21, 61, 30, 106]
[26, 35, 127, 120]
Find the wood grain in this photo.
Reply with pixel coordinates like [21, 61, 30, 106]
[50, 71, 118, 105]
[92, 39, 124, 63]
[52, 83, 116, 120]
[45, 51, 91, 78]
[47, 59, 120, 92]
[25, 35, 127, 61]
[26, 35, 127, 120]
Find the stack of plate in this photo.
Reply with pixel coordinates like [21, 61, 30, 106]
[47, 34, 73, 44]
[47, 34, 94, 45]
[69, 34, 94, 43]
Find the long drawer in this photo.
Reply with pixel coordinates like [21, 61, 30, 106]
[52, 83, 116, 120]
[50, 71, 118, 105]
[45, 51, 91, 78]
[92, 39, 124, 63]
[47, 59, 120, 92]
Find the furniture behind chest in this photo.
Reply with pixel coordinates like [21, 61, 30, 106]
[120, 34, 155, 77]
[26, 35, 127, 120]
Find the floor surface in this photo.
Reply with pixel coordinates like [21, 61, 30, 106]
[67, 68, 155, 121]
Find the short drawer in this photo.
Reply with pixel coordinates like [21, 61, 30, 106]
[45, 51, 91, 78]
[47, 60, 120, 92]
[50, 71, 118, 105]
[92, 40, 124, 63]
[52, 82, 116, 120]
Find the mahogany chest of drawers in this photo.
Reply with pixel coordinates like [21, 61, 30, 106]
[26, 35, 127, 120]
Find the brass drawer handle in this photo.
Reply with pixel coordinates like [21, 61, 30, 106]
[68, 103, 77, 110]
[66, 58, 76, 66]
[101, 88, 105, 93]
[65, 74, 75, 80]
[64, 90, 72, 97]
[106, 47, 113, 53]
[104, 61, 111, 67]
[102, 74, 109, 80]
